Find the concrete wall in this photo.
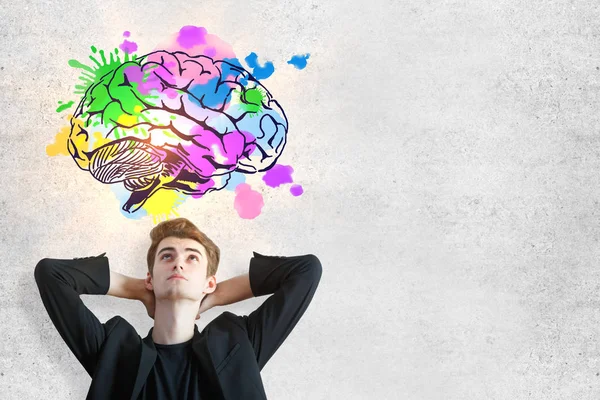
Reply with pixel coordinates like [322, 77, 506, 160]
[1, 0, 599, 398]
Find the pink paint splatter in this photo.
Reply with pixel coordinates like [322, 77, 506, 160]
[165, 88, 178, 99]
[177, 26, 207, 49]
[234, 183, 264, 219]
[263, 164, 294, 188]
[120, 39, 138, 54]
[151, 25, 236, 61]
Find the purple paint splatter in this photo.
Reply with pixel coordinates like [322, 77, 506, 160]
[290, 184, 303, 196]
[262, 164, 294, 188]
[119, 39, 138, 54]
[177, 25, 207, 49]
[123, 31, 131, 37]
[204, 46, 216, 57]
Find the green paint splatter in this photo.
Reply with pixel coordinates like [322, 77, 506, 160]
[68, 46, 138, 96]
[243, 87, 265, 112]
[163, 130, 177, 139]
[64, 43, 168, 146]
[69, 52, 160, 133]
[235, 86, 267, 118]
[56, 100, 74, 112]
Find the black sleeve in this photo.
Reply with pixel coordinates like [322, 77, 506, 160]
[33, 253, 111, 377]
[242, 252, 322, 371]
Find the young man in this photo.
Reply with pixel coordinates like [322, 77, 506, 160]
[34, 218, 322, 399]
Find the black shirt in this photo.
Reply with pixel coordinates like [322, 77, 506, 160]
[138, 338, 202, 400]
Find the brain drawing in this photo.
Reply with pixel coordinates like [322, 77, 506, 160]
[67, 50, 288, 212]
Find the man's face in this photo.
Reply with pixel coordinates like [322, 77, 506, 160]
[146, 236, 215, 302]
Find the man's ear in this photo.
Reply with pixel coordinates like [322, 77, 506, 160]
[145, 272, 153, 291]
[204, 275, 217, 294]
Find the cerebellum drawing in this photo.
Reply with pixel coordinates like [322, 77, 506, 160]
[47, 26, 310, 221]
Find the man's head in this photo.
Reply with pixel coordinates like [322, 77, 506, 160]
[145, 218, 220, 303]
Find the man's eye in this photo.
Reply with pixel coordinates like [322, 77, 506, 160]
[162, 254, 198, 260]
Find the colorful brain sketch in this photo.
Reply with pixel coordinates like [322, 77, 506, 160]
[67, 49, 288, 213]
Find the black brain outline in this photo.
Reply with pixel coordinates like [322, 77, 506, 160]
[67, 50, 289, 213]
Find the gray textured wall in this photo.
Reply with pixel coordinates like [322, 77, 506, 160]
[1, 0, 599, 399]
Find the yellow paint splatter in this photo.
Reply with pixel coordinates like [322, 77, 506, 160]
[117, 113, 138, 127]
[142, 188, 187, 223]
[92, 131, 112, 148]
[178, 180, 201, 189]
[46, 124, 71, 156]
[46, 115, 115, 176]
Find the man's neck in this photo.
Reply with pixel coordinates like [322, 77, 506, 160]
[151, 300, 198, 345]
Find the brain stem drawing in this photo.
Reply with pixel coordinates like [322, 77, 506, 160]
[67, 50, 288, 213]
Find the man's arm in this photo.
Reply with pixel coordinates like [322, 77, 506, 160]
[107, 269, 147, 300]
[221, 252, 322, 371]
[208, 273, 253, 308]
[34, 253, 143, 377]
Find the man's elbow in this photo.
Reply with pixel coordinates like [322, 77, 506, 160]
[34, 258, 53, 281]
[304, 254, 322, 283]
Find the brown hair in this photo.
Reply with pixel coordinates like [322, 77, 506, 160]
[146, 217, 220, 279]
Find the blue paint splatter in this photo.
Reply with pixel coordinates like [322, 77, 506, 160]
[244, 52, 275, 80]
[221, 57, 249, 86]
[187, 77, 234, 108]
[222, 172, 246, 191]
[222, 57, 244, 69]
[287, 54, 310, 70]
